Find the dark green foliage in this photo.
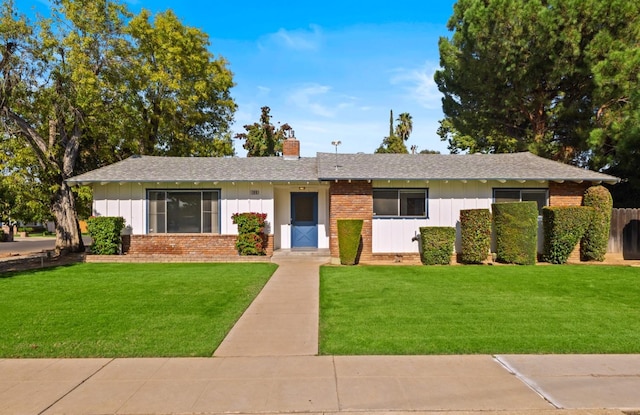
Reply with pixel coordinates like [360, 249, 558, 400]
[86, 216, 125, 255]
[419, 227, 456, 265]
[542, 206, 594, 264]
[581, 185, 613, 261]
[492, 202, 538, 265]
[235, 106, 292, 157]
[337, 219, 363, 265]
[460, 209, 491, 264]
[232, 212, 267, 255]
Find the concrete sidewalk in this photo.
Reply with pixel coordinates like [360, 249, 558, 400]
[1, 355, 639, 414]
[1, 257, 640, 414]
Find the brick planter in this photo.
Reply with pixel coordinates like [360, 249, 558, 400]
[119, 234, 274, 259]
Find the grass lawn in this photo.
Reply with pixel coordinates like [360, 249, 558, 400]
[320, 265, 640, 355]
[0, 262, 277, 358]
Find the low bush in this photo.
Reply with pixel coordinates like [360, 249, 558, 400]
[419, 227, 456, 265]
[460, 209, 491, 264]
[581, 186, 613, 261]
[86, 216, 125, 255]
[542, 206, 593, 264]
[493, 202, 538, 265]
[232, 212, 267, 255]
[337, 219, 363, 265]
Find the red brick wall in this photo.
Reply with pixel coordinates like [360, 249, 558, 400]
[282, 138, 300, 158]
[329, 181, 373, 261]
[549, 181, 590, 207]
[122, 234, 274, 257]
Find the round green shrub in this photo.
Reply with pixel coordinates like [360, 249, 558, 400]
[460, 209, 491, 264]
[337, 219, 363, 265]
[419, 227, 456, 265]
[492, 201, 538, 265]
[581, 185, 613, 261]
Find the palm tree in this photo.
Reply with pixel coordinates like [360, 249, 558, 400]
[395, 112, 413, 142]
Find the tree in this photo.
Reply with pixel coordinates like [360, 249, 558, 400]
[435, 0, 640, 169]
[375, 110, 413, 153]
[124, 9, 236, 158]
[0, 0, 236, 253]
[235, 106, 293, 157]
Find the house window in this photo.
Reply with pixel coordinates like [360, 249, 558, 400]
[493, 188, 548, 214]
[373, 189, 428, 217]
[148, 190, 220, 233]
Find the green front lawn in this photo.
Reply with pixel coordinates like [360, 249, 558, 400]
[320, 265, 640, 355]
[0, 262, 277, 357]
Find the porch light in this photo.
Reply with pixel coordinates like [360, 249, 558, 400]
[298, 187, 306, 190]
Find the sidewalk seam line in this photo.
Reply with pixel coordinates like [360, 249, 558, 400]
[332, 356, 342, 411]
[38, 358, 115, 415]
[493, 355, 561, 409]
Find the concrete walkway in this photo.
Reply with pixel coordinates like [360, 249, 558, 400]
[213, 256, 325, 356]
[1, 256, 640, 414]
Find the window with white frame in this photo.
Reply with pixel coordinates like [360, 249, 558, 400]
[493, 188, 548, 215]
[148, 190, 220, 233]
[373, 189, 428, 217]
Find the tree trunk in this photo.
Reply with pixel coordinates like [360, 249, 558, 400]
[52, 180, 84, 254]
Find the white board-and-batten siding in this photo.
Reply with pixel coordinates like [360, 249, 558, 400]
[92, 182, 275, 235]
[371, 180, 548, 253]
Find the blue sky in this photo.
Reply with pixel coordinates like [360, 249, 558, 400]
[18, 0, 457, 156]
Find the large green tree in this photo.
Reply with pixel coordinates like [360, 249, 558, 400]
[375, 110, 413, 154]
[0, 0, 236, 253]
[435, 0, 640, 170]
[235, 106, 293, 157]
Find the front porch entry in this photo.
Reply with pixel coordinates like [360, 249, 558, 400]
[291, 192, 318, 248]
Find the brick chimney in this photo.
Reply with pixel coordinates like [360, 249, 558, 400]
[282, 136, 300, 160]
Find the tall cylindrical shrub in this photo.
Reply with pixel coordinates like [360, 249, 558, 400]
[581, 185, 613, 261]
[87, 216, 125, 255]
[337, 219, 363, 265]
[492, 202, 538, 265]
[460, 208, 491, 264]
[542, 206, 593, 264]
[419, 227, 456, 265]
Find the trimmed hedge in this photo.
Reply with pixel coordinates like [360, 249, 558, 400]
[232, 212, 267, 255]
[492, 202, 538, 265]
[87, 216, 125, 255]
[337, 219, 363, 265]
[581, 185, 613, 262]
[460, 209, 491, 264]
[419, 227, 456, 265]
[542, 206, 593, 264]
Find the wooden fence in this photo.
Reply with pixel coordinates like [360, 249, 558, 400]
[608, 208, 640, 259]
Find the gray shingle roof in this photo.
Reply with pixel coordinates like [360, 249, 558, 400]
[67, 152, 620, 184]
[316, 152, 619, 183]
[67, 156, 319, 183]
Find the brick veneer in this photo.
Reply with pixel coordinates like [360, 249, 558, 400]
[121, 234, 274, 258]
[549, 181, 590, 207]
[329, 180, 373, 262]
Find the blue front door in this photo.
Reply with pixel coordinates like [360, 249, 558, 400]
[291, 192, 318, 248]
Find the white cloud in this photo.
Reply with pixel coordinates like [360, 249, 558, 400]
[287, 84, 335, 118]
[263, 24, 323, 51]
[391, 63, 443, 110]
